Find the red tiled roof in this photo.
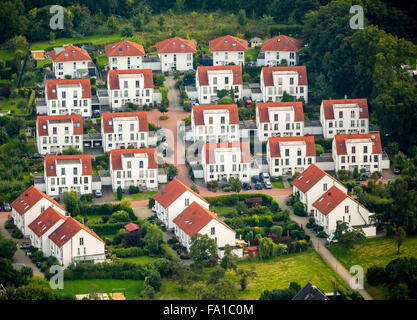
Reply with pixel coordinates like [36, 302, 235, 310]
[44, 155, 92, 177]
[321, 99, 369, 120]
[110, 148, 158, 170]
[312, 186, 348, 216]
[102, 112, 148, 133]
[261, 35, 303, 52]
[268, 136, 316, 158]
[209, 35, 248, 52]
[257, 101, 304, 123]
[204, 142, 251, 164]
[292, 164, 341, 194]
[192, 104, 239, 125]
[155, 37, 196, 53]
[333, 133, 382, 155]
[124, 223, 140, 232]
[197, 65, 243, 86]
[173, 202, 235, 237]
[48, 45, 91, 62]
[153, 178, 208, 209]
[37, 114, 83, 136]
[46, 79, 92, 100]
[11, 186, 65, 216]
[28, 207, 67, 238]
[107, 69, 153, 90]
[105, 40, 145, 57]
[49, 216, 103, 248]
[262, 66, 308, 86]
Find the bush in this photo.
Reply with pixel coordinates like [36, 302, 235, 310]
[80, 194, 93, 202]
[293, 201, 306, 217]
[366, 266, 386, 286]
[317, 231, 327, 238]
[148, 197, 155, 209]
[160, 115, 168, 120]
[145, 271, 162, 291]
[11, 228, 23, 239]
[112, 247, 146, 258]
[108, 210, 130, 223]
[89, 222, 127, 236]
[128, 185, 140, 194]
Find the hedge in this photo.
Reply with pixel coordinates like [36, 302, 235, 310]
[80, 203, 137, 221]
[112, 247, 146, 258]
[63, 262, 147, 280]
[205, 193, 279, 211]
[88, 222, 127, 236]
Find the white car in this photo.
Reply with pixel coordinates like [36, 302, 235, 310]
[326, 234, 338, 245]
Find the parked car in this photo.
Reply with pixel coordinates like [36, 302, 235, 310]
[242, 182, 252, 190]
[260, 172, 271, 182]
[161, 136, 167, 142]
[255, 181, 263, 190]
[326, 234, 338, 245]
[94, 190, 102, 198]
[394, 167, 401, 175]
[245, 99, 253, 107]
[28, 153, 43, 159]
[263, 180, 272, 189]
[52, 196, 60, 202]
[251, 175, 261, 183]
[20, 243, 31, 250]
[2, 202, 11, 211]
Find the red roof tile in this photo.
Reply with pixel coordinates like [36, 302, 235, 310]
[192, 104, 239, 125]
[37, 114, 83, 136]
[268, 136, 316, 158]
[44, 155, 92, 177]
[197, 65, 243, 86]
[11, 186, 65, 216]
[321, 99, 369, 120]
[46, 79, 92, 100]
[110, 148, 158, 170]
[333, 133, 382, 155]
[102, 112, 148, 133]
[257, 101, 304, 123]
[108, 69, 153, 90]
[261, 35, 303, 52]
[312, 186, 348, 216]
[173, 202, 235, 237]
[105, 40, 145, 57]
[204, 142, 251, 164]
[49, 216, 103, 248]
[48, 45, 91, 62]
[28, 207, 67, 238]
[153, 178, 208, 209]
[209, 35, 248, 52]
[262, 66, 308, 86]
[292, 164, 342, 194]
[155, 37, 196, 53]
[124, 223, 140, 232]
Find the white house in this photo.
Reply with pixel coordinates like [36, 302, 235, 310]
[45, 79, 92, 118]
[36, 114, 83, 155]
[260, 66, 308, 103]
[292, 164, 348, 215]
[267, 136, 316, 177]
[107, 69, 154, 110]
[256, 101, 304, 142]
[209, 35, 248, 66]
[191, 104, 240, 142]
[101, 112, 149, 152]
[48, 216, 105, 267]
[153, 178, 209, 230]
[312, 185, 375, 236]
[28, 206, 67, 257]
[173, 202, 236, 252]
[44, 155, 93, 196]
[196, 65, 243, 104]
[332, 133, 383, 173]
[320, 98, 369, 139]
[202, 142, 251, 183]
[11, 186, 66, 237]
[109, 148, 158, 192]
[105, 40, 145, 70]
[48, 44, 92, 79]
[155, 37, 196, 72]
[258, 35, 303, 66]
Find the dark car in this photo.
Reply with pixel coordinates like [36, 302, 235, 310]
[52, 196, 60, 203]
[161, 136, 167, 142]
[394, 167, 401, 175]
[28, 153, 43, 160]
[255, 181, 263, 190]
[251, 175, 261, 183]
[242, 182, 252, 190]
[2, 202, 11, 211]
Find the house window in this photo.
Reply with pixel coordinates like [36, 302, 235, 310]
[352, 146, 356, 154]
[345, 206, 349, 213]
[323, 183, 327, 191]
[274, 114, 278, 121]
[339, 111, 343, 118]
[285, 149, 289, 157]
[185, 198, 189, 206]
[364, 146, 368, 153]
[211, 227, 215, 235]
[80, 238, 84, 245]
[73, 167, 78, 175]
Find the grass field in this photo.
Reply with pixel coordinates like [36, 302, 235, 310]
[210, 205, 236, 216]
[130, 191, 158, 200]
[272, 181, 285, 189]
[245, 48, 260, 62]
[0, 97, 29, 115]
[0, 48, 15, 61]
[119, 256, 158, 265]
[36, 59, 52, 68]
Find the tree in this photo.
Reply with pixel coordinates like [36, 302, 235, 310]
[158, 16, 165, 29]
[145, 270, 162, 291]
[259, 282, 301, 300]
[207, 267, 225, 284]
[220, 245, 238, 270]
[143, 224, 164, 254]
[116, 186, 123, 200]
[189, 234, 217, 267]
[218, 96, 234, 104]
[394, 227, 406, 254]
[108, 210, 130, 223]
[88, 284, 101, 300]
[258, 237, 275, 259]
[236, 266, 257, 291]
[281, 91, 294, 102]
[237, 9, 247, 26]
[229, 177, 242, 193]
[121, 24, 134, 37]
[333, 221, 366, 253]
[0, 238, 17, 260]
[174, 0, 185, 12]
[63, 191, 81, 216]
[0, 127, 8, 146]
[62, 146, 82, 155]
[315, 144, 324, 156]
[120, 197, 131, 211]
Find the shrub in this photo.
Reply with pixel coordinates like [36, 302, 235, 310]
[11, 228, 23, 239]
[145, 271, 162, 291]
[148, 197, 155, 209]
[128, 185, 140, 194]
[317, 231, 327, 238]
[270, 225, 283, 237]
[112, 247, 145, 258]
[293, 201, 306, 216]
[366, 266, 386, 286]
[160, 115, 169, 120]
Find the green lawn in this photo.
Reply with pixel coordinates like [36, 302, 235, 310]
[0, 48, 15, 61]
[210, 205, 236, 216]
[272, 181, 284, 189]
[130, 191, 158, 200]
[119, 256, 158, 265]
[95, 53, 108, 70]
[58, 279, 143, 300]
[245, 48, 260, 62]
[0, 97, 29, 115]
[36, 59, 52, 68]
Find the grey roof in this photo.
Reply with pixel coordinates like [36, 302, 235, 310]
[99, 170, 110, 177]
[316, 153, 333, 163]
[239, 120, 257, 130]
[305, 120, 321, 127]
[83, 133, 102, 140]
[34, 175, 45, 184]
[143, 56, 160, 63]
[92, 175, 101, 182]
[292, 282, 327, 301]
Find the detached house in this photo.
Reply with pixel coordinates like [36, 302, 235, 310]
[11, 186, 66, 237]
[36, 114, 83, 155]
[332, 133, 383, 173]
[48, 44, 92, 79]
[320, 99, 369, 139]
[45, 79, 92, 118]
[202, 142, 251, 183]
[191, 104, 240, 142]
[267, 136, 316, 177]
[107, 69, 154, 110]
[261, 66, 308, 103]
[153, 178, 209, 230]
[256, 101, 304, 142]
[101, 112, 149, 152]
[155, 37, 196, 72]
[44, 155, 93, 196]
[105, 40, 145, 70]
[196, 65, 243, 104]
[110, 148, 158, 192]
[209, 35, 248, 66]
[258, 35, 303, 66]
[292, 164, 347, 215]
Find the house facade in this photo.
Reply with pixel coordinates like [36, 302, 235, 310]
[155, 37, 196, 72]
[36, 114, 83, 155]
[260, 66, 308, 103]
[101, 112, 149, 152]
[267, 136, 316, 177]
[48, 45, 92, 79]
[105, 40, 145, 70]
[209, 35, 248, 66]
[259, 35, 303, 66]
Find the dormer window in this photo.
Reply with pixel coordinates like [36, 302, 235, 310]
[180, 44, 184, 49]
[108, 120, 113, 125]
[172, 41, 176, 45]
[232, 42, 236, 47]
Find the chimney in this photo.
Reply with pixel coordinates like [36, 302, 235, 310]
[344, 95, 347, 99]
[329, 97, 332, 100]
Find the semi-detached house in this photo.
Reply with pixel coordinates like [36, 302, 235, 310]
[155, 37, 196, 72]
[259, 35, 303, 66]
[48, 44, 92, 79]
[209, 35, 248, 66]
[105, 40, 145, 70]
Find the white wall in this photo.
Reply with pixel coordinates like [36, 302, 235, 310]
[212, 51, 245, 66]
[263, 50, 299, 66]
[260, 71, 308, 103]
[45, 162, 92, 196]
[53, 60, 90, 79]
[29, 218, 66, 256]
[108, 55, 143, 70]
[37, 121, 83, 155]
[159, 52, 193, 72]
